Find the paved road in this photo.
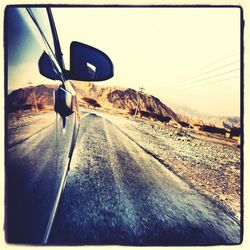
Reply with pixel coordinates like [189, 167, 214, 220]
[48, 113, 241, 245]
[6, 112, 241, 245]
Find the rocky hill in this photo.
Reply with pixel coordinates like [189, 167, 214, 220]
[72, 81, 179, 121]
[7, 82, 240, 130]
[7, 82, 180, 122]
[7, 84, 56, 112]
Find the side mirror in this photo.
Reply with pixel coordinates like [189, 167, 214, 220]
[39, 42, 114, 82]
[54, 87, 74, 118]
[68, 41, 114, 81]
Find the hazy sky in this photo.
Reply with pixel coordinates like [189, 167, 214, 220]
[8, 7, 241, 117]
[53, 7, 241, 117]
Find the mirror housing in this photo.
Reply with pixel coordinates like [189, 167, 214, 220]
[68, 41, 114, 81]
[39, 42, 114, 82]
[38, 51, 61, 80]
[54, 87, 74, 118]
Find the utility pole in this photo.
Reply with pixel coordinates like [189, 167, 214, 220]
[27, 81, 38, 113]
[134, 85, 144, 119]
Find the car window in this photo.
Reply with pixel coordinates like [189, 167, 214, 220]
[29, 8, 55, 54]
[7, 8, 58, 91]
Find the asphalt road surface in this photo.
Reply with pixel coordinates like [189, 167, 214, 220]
[7, 112, 241, 245]
[49, 113, 241, 245]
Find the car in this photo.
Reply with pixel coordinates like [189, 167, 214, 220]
[5, 6, 113, 244]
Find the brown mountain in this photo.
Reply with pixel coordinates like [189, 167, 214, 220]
[72, 81, 180, 121]
[7, 84, 56, 112]
[7, 82, 239, 130]
[7, 82, 180, 122]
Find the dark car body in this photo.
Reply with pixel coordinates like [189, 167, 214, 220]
[5, 6, 113, 244]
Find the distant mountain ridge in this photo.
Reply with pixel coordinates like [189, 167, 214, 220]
[7, 82, 239, 129]
[73, 82, 179, 121]
[72, 81, 180, 121]
[7, 82, 180, 122]
[7, 84, 56, 112]
[170, 103, 240, 129]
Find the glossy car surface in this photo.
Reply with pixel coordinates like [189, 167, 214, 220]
[5, 6, 113, 244]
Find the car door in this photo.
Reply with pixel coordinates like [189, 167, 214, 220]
[5, 7, 78, 244]
[5, 6, 113, 244]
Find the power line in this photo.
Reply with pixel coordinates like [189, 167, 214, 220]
[7, 78, 32, 86]
[155, 50, 240, 89]
[162, 68, 239, 92]
[7, 78, 22, 84]
[159, 60, 239, 90]
[165, 75, 239, 95]
[206, 50, 239, 66]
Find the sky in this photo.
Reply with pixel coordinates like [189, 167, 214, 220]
[7, 7, 241, 117]
[53, 7, 241, 117]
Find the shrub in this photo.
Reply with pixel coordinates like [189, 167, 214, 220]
[82, 97, 101, 108]
[199, 125, 227, 135]
[230, 127, 240, 137]
[7, 104, 33, 113]
[139, 110, 151, 118]
[149, 113, 171, 123]
[128, 108, 136, 115]
[179, 121, 190, 128]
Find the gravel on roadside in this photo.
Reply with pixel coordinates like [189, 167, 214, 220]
[101, 113, 241, 223]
